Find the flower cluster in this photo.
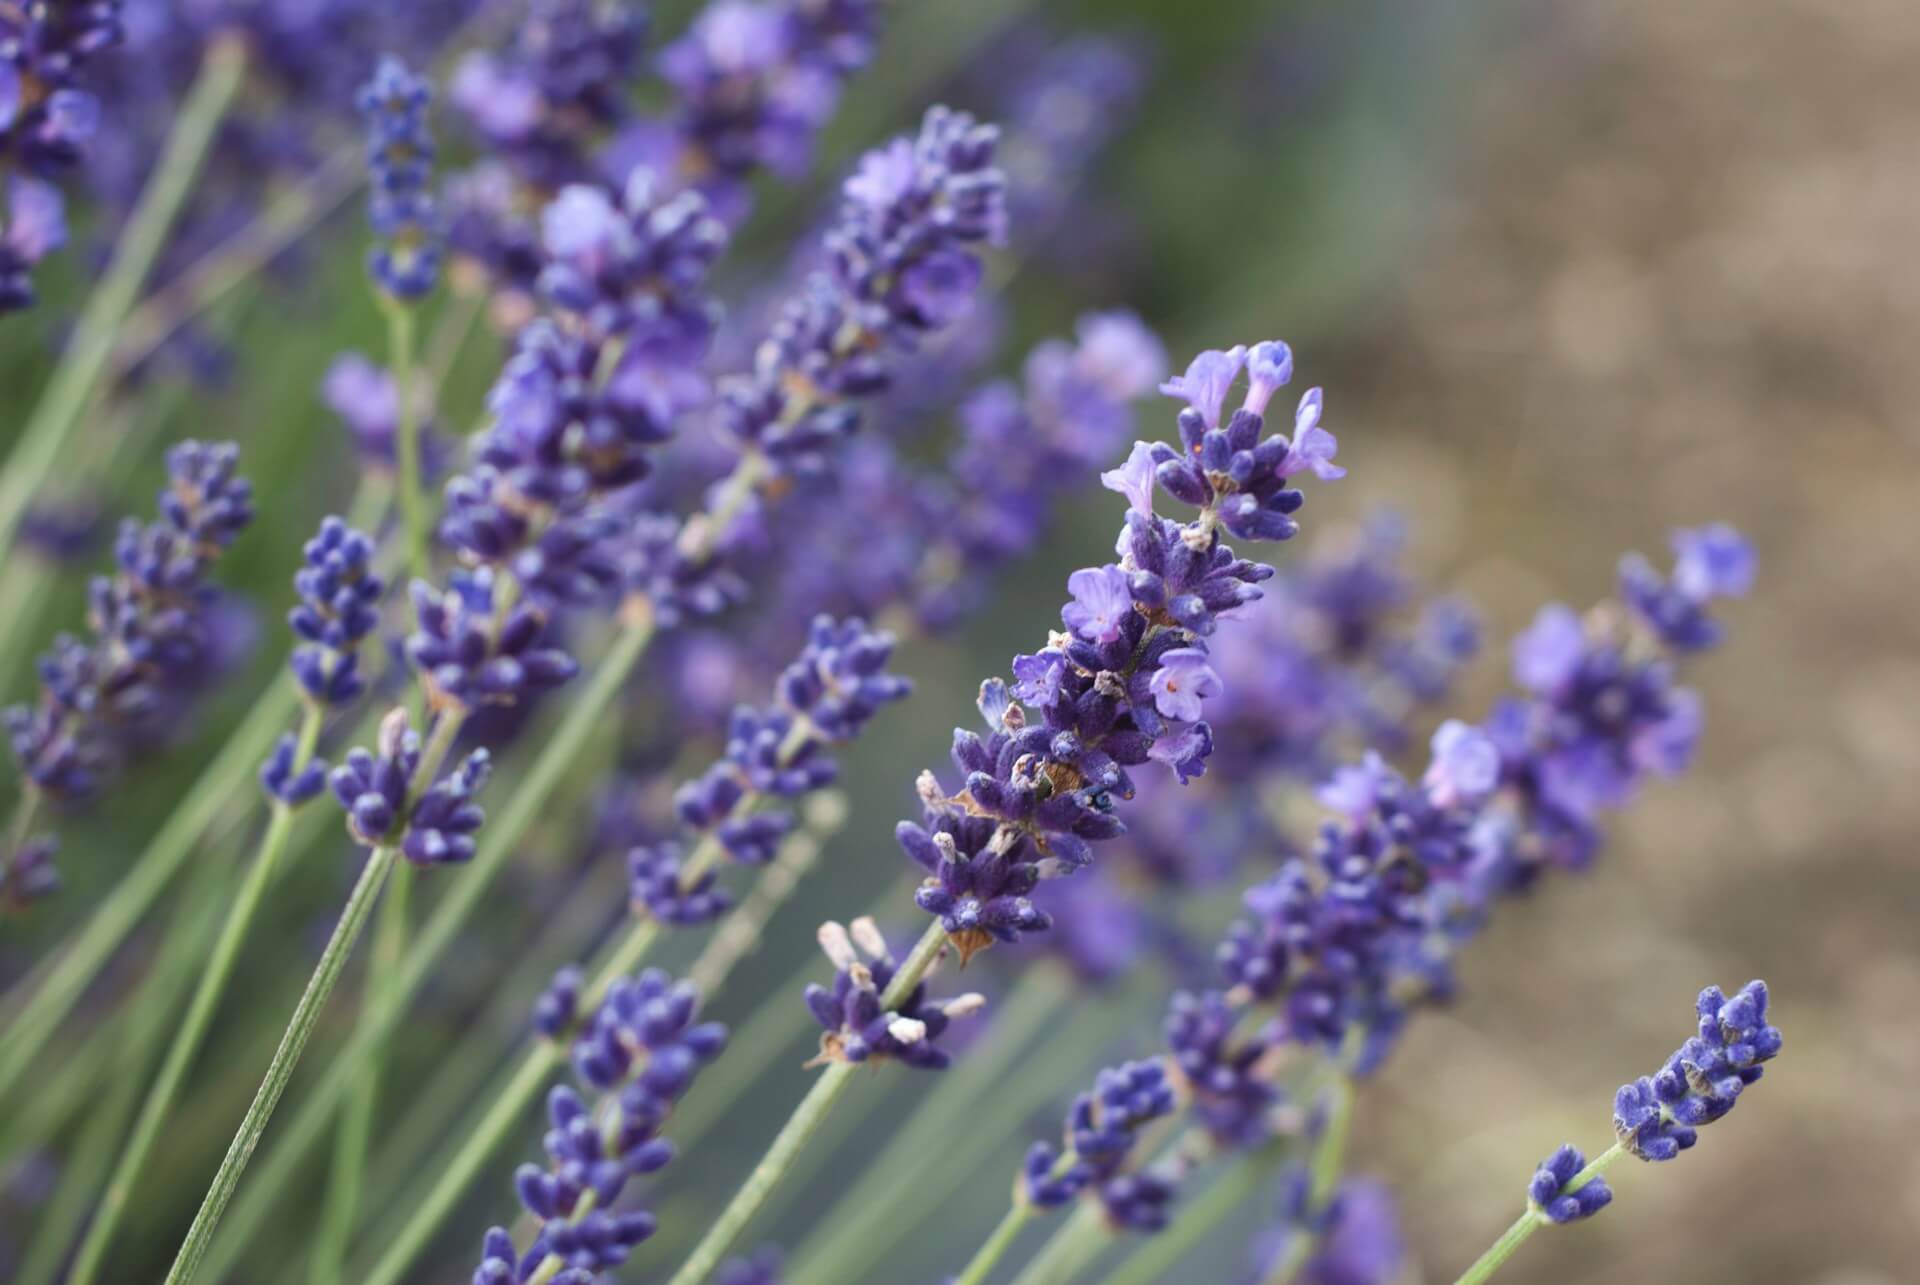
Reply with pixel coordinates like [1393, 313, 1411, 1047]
[717, 105, 1006, 475]
[803, 918, 985, 1069]
[476, 968, 726, 1281]
[1526, 1145, 1612, 1224]
[4, 441, 253, 905]
[329, 708, 493, 865]
[630, 615, 909, 923]
[654, 0, 880, 212]
[898, 340, 1342, 963]
[357, 56, 442, 301]
[442, 170, 728, 611]
[406, 570, 578, 712]
[1163, 527, 1753, 1148]
[450, 0, 647, 196]
[0, 0, 125, 310]
[1612, 979, 1782, 1162]
[1021, 1058, 1179, 1230]
[288, 516, 385, 710]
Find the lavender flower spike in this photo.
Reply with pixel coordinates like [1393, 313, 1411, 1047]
[1021, 1057, 1180, 1230]
[1613, 979, 1782, 1162]
[904, 338, 1341, 962]
[477, 969, 725, 1282]
[1526, 1145, 1612, 1224]
[357, 56, 442, 300]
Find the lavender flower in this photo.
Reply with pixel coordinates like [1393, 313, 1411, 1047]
[803, 918, 985, 1069]
[0, 0, 124, 310]
[4, 442, 253, 904]
[357, 56, 441, 300]
[288, 516, 385, 709]
[1021, 1058, 1178, 1229]
[259, 734, 327, 807]
[443, 175, 728, 611]
[655, 0, 879, 204]
[899, 339, 1342, 964]
[406, 570, 578, 712]
[0, 836, 58, 911]
[328, 708, 492, 865]
[1613, 980, 1782, 1162]
[450, 0, 646, 194]
[716, 105, 1005, 476]
[479, 969, 725, 1281]
[1617, 523, 1755, 654]
[1527, 1145, 1612, 1224]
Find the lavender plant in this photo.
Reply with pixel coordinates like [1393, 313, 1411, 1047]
[0, 9, 1802, 1285]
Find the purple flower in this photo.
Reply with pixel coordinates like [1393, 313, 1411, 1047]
[1159, 346, 1248, 428]
[357, 57, 441, 300]
[1280, 389, 1345, 481]
[6, 442, 253, 872]
[1062, 565, 1134, 642]
[1147, 647, 1222, 722]
[1100, 441, 1158, 516]
[802, 919, 985, 1068]
[1512, 604, 1586, 694]
[1242, 340, 1294, 417]
[321, 353, 403, 463]
[1672, 524, 1755, 601]
[1421, 719, 1499, 807]
[1614, 980, 1782, 1161]
[1528, 1145, 1613, 1223]
[484, 968, 725, 1282]
[1011, 650, 1067, 706]
[287, 516, 384, 710]
[406, 571, 578, 712]
[1021, 1058, 1178, 1225]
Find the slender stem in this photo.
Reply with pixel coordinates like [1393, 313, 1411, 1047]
[958, 1202, 1039, 1285]
[382, 298, 430, 585]
[164, 713, 465, 1285]
[4, 788, 41, 864]
[13, 856, 228, 1285]
[312, 856, 413, 1285]
[1309, 1072, 1355, 1210]
[108, 144, 364, 382]
[194, 617, 659, 1285]
[1008, 1200, 1104, 1285]
[1450, 1141, 1626, 1285]
[65, 705, 326, 1284]
[663, 920, 949, 1285]
[0, 36, 248, 566]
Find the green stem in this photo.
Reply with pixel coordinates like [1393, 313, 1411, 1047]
[383, 298, 430, 585]
[164, 712, 465, 1285]
[1008, 1200, 1104, 1285]
[108, 144, 364, 382]
[13, 855, 228, 1285]
[957, 1202, 1040, 1285]
[1450, 1141, 1626, 1285]
[312, 856, 414, 1285]
[0, 36, 248, 566]
[194, 618, 658, 1285]
[65, 705, 326, 1285]
[663, 920, 949, 1285]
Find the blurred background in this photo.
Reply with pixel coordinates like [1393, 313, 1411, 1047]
[3, 0, 1916, 1281]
